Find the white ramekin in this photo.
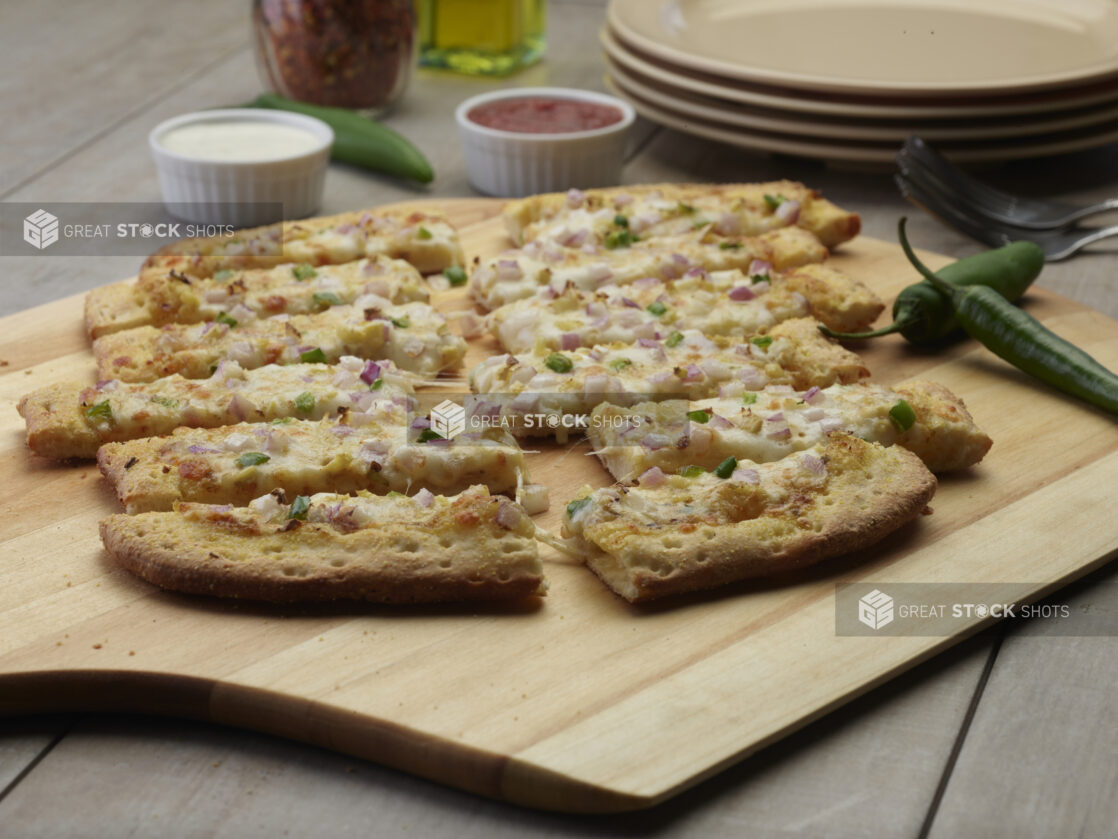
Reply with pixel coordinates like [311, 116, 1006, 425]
[149, 109, 334, 227]
[455, 87, 635, 198]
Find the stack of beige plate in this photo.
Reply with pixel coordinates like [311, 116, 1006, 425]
[603, 0, 1118, 163]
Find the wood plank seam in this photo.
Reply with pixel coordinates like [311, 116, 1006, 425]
[916, 627, 1005, 839]
[0, 715, 77, 806]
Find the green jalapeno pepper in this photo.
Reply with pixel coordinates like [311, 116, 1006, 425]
[897, 219, 1118, 416]
[821, 240, 1044, 344]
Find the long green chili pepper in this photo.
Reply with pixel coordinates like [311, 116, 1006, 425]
[897, 218, 1118, 415]
[244, 93, 434, 183]
[821, 239, 1044, 344]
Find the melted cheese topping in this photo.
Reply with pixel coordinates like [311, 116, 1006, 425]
[489, 272, 809, 354]
[587, 384, 913, 481]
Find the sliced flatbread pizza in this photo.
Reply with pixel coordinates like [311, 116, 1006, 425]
[470, 226, 829, 310]
[86, 208, 461, 338]
[503, 181, 861, 250]
[488, 263, 882, 353]
[84, 256, 429, 340]
[19, 357, 411, 460]
[97, 401, 528, 513]
[587, 380, 992, 480]
[469, 320, 869, 439]
[100, 486, 545, 603]
[562, 433, 936, 602]
[92, 301, 466, 383]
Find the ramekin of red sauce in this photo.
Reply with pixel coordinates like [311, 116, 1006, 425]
[455, 87, 635, 197]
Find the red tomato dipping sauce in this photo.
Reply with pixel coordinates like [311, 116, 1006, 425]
[467, 97, 625, 134]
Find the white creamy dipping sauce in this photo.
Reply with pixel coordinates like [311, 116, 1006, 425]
[158, 120, 324, 162]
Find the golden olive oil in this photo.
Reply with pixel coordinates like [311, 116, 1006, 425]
[419, 0, 546, 76]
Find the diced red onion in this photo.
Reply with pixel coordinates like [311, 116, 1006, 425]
[689, 425, 713, 453]
[699, 359, 731, 381]
[684, 267, 708, 279]
[682, 363, 703, 382]
[803, 386, 824, 404]
[495, 501, 522, 529]
[360, 360, 382, 384]
[766, 411, 786, 423]
[714, 213, 742, 236]
[801, 453, 826, 475]
[586, 263, 613, 284]
[709, 413, 734, 430]
[732, 467, 760, 484]
[639, 466, 667, 487]
[775, 199, 801, 224]
[330, 424, 355, 437]
[583, 374, 610, 393]
[510, 365, 536, 385]
[729, 285, 756, 301]
[637, 337, 661, 349]
[560, 332, 581, 350]
[520, 483, 550, 515]
[621, 297, 640, 308]
[188, 444, 220, 454]
[336, 223, 357, 234]
[641, 433, 671, 450]
[496, 260, 523, 281]
[737, 365, 765, 387]
[411, 417, 430, 429]
[414, 488, 435, 508]
[748, 259, 771, 276]
[566, 188, 586, 209]
[227, 392, 256, 422]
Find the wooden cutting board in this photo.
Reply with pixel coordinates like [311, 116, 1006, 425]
[1, 199, 1116, 813]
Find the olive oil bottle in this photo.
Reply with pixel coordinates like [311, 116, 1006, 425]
[419, 0, 546, 76]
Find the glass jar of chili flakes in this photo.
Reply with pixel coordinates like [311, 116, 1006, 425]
[253, 0, 417, 114]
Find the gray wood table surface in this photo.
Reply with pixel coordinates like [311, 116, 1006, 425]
[1, 1, 1116, 836]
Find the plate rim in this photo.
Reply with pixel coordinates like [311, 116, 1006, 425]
[609, 0, 1118, 97]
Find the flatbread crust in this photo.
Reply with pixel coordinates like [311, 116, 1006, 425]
[563, 433, 937, 602]
[91, 302, 466, 383]
[97, 417, 527, 514]
[586, 379, 992, 480]
[100, 486, 545, 603]
[85, 209, 461, 338]
[470, 226, 830, 311]
[18, 358, 412, 460]
[503, 181, 861, 249]
[469, 319, 870, 440]
[486, 262, 883, 353]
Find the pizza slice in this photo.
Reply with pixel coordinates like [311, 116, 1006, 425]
[562, 433, 936, 602]
[586, 380, 992, 481]
[86, 208, 462, 338]
[468, 320, 869, 439]
[97, 402, 528, 513]
[100, 486, 546, 603]
[470, 226, 829, 310]
[503, 181, 861, 250]
[488, 263, 882, 352]
[19, 356, 412, 460]
[92, 301, 466, 383]
[84, 255, 429, 339]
